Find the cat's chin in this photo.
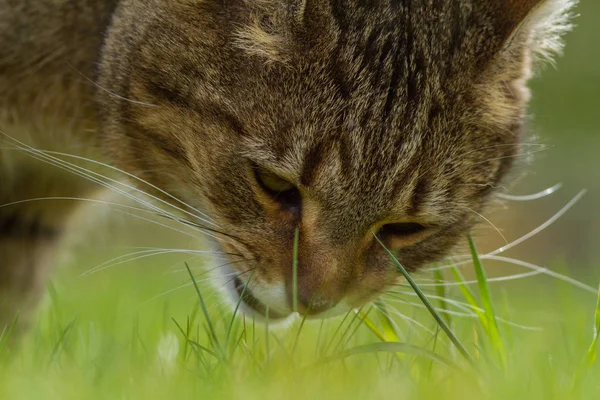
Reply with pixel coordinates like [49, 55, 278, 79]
[232, 276, 292, 322]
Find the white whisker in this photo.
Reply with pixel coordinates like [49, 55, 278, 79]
[2, 137, 236, 246]
[482, 255, 596, 293]
[80, 247, 233, 277]
[498, 183, 563, 201]
[486, 189, 586, 257]
[69, 64, 159, 108]
[466, 207, 509, 245]
[1, 132, 219, 230]
[420, 256, 595, 293]
[384, 296, 542, 331]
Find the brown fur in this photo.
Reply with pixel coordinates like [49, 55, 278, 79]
[0, 0, 577, 325]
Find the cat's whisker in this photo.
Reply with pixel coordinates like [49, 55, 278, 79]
[202, 267, 258, 313]
[3, 138, 243, 246]
[498, 183, 563, 201]
[109, 207, 241, 248]
[465, 207, 509, 245]
[1, 132, 217, 229]
[168, 257, 253, 276]
[397, 270, 544, 287]
[461, 142, 549, 157]
[389, 290, 498, 315]
[416, 255, 595, 293]
[7, 143, 186, 224]
[425, 190, 587, 267]
[80, 247, 237, 278]
[477, 255, 596, 293]
[375, 305, 437, 337]
[39, 149, 217, 227]
[486, 189, 587, 257]
[141, 266, 251, 306]
[7, 139, 217, 229]
[0, 195, 222, 248]
[68, 63, 159, 108]
[471, 147, 550, 166]
[383, 294, 542, 331]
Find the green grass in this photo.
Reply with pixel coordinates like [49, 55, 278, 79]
[1, 234, 599, 400]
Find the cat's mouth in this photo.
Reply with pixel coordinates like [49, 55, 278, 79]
[233, 277, 290, 320]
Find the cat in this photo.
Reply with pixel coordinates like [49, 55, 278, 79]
[0, 0, 577, 328]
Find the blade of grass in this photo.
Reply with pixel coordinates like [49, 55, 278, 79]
[433, 267, 452, 328]
[374, 299, 404, 342]
[358, 310, 386, 342]
[292, 296, 314, 353]
[184, 262, 223, 359]
[584, 280, 600, 366]
[48, 317, 77, 367]
[0, 313, 19, 356]
[225, 270, 256, 352]
[468, 235, 507, 369]
[373, 233, 473, 365]
[450, 266, 489, 332]
[172, 318, 219, 360]
[265, 308, 270, 367]
[320, 342, 459, 371]
[292, 228, 299, 313]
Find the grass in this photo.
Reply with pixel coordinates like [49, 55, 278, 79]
[0, 227, 599, 400]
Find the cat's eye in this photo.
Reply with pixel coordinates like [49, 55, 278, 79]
[254, 167, 301, 213]
[378, 222, 427, 239]
[255, 169, 295, 194]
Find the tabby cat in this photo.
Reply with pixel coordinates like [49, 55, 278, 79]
[0, 0, 577, 327]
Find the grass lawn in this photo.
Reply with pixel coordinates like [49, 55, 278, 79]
[1, 214, 598, 399]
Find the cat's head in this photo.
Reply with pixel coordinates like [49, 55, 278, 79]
[98, 0, 575, 319]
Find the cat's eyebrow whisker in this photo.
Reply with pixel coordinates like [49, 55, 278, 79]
[461, 142, 549, 158]
[498, 183, 563, 201]
[68, 63, 159, 108]
[471, 147, 550, 166]
[1, 132, 217, 228]
[465, 207, 509, 246]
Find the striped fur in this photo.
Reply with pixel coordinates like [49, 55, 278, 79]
[0, 0, 577, 325]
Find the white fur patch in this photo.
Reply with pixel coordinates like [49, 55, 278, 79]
[525, 0, 579, 66]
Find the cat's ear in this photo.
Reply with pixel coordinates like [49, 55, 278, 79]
[494, 0, 578, 67]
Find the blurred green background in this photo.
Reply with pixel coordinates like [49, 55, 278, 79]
[478, 0, 600, 280]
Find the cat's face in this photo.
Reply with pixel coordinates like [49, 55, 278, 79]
[98, 0, 572, 319]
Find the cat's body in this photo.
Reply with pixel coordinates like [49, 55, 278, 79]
[0, 0, 576, 327]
